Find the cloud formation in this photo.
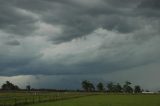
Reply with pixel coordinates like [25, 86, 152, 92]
[0, 0, 160, 90]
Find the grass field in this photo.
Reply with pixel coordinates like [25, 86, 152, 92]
[28, 94, 160, 106]
[1, 92, 160, 106]
[0, 91, 93, 106]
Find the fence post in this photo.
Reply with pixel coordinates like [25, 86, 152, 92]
[49, 96, 51, 101]
[55, 95, 56, 100]
[32, 96, 34, 104]
[14, 98, 17, 106]
[38, 96, 40, 102]
[25, 98, 27, 104]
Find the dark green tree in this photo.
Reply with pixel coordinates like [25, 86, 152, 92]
[81, 80, 95, 92]
[123, 81, 133, 93]
[82, 80, 89, 91]
[97, 82, 105, 91]
[134, 85, 142, 93]
[1, 81, 20, 90]
[89, 83, 95, 91]
[114, 83, 122, 92]
[107, 83, 122, 92]
[107, 82, 114, 92]
[26, 85, 31, 91]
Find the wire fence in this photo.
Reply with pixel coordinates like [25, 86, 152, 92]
[0, 92, 95, 106]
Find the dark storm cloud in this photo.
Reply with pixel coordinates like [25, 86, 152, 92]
[0, 0, 159, 42]
[0, 0, 39, 36]
[136, 0, 160, 17]
[139, 0, 160, 9]
[7, 0, 143, 43]
[0, 0, 160, 91]
[42, 0, 136, 43]
[0, 0, 157, 42]
[0, 0, 160, 77]
[5, 39, 20, 46]
[0, 51, 42, 76]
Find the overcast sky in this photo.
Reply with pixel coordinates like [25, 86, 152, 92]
[0, 0, 160, 91]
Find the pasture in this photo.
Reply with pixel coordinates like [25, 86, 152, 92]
[0, 91, 93, 106]
[0, 92, 160, 106]
[29, 94, 160, 106]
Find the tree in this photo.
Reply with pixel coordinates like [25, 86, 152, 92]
[1, 81, 20, 90]
[123, 81, 133, 93]
[107, 82, 114, 92]
[82, 80, 89, 91]
[107, 82, 122, 92]
[114, 83, 122, 92]
[26, 85, 31, 91]
[134, 85, 142, 93]
[81, 80, 95, 92]
[88, 83, 95, 92]
[97, 82, 105, 91]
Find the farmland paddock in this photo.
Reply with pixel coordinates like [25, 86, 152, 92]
[0, 91, 96, 106]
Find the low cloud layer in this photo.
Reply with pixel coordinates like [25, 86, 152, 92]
[0, 0, 160, 90]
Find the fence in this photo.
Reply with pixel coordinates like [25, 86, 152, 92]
[0, 92, 94, 106]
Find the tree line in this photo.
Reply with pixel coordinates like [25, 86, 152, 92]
[0, 80, 143, 93]
[1, 81, 20, 90]
[82, 80, 142, 93]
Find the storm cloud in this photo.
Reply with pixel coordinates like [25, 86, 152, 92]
[0, 0, 160, 90]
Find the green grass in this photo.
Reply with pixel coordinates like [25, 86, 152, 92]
[0, 91, 93, 106]
[28, 94, 160, 106]
[0, 92, 60, 105]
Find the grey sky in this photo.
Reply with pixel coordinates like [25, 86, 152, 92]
[0, 0, 160, 90]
